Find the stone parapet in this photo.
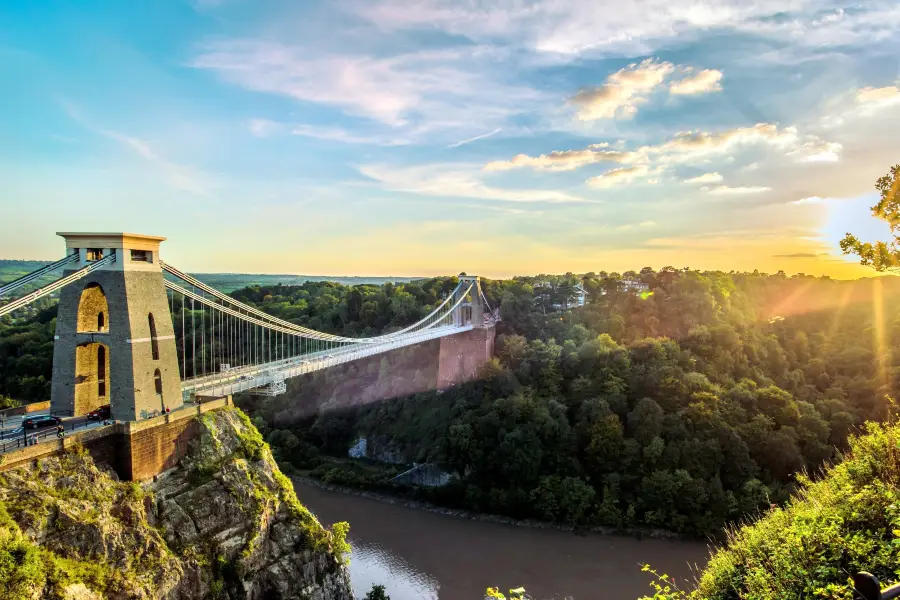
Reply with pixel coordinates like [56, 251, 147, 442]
[0, 396, 232, 481]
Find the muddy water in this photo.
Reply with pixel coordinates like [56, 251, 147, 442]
[292, 480, 712, 600]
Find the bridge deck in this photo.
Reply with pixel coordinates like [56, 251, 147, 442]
[181, 324, 474, 398]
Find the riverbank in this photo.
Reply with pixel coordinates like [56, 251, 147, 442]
[290, 473, 695, 542]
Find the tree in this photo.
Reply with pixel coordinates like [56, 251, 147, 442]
[841, 164, 900, 270]
[0, 394, 20, 409]
[364, 584, 390, 600]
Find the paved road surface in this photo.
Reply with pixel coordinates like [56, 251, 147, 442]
[0, 411, 102, 441]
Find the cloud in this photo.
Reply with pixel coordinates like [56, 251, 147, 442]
[788, 140, 842, 163]
[587, 165, 652, 188]
[646, 123, 801, 163]
[772, 252, 827, 258]
[484, 123, 839, 190]
[448, 128, 502, 148]
[249, 118, 281, 138]
[669, 69, 723, 95]
[484, 144, 632, 172]
[616, 220, 657, 230]
[348, 1, 900, 57]
[684, 172, 723, 184]
[291, 124, 410, 146]
[790, 196, 824, 205]
[60, 100, 215, 198]
[570, 59, 674, 120]
[855, 85, 900, 111]
[704, 185, 771, 195]
[358, 163, 589, 204]
[192, 41, 540, 140]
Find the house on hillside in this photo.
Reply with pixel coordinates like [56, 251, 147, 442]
[533, 280, 587, 312]
[598, 278, 650, 296]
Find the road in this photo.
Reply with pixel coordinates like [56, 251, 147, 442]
[0, 411, 102, 441]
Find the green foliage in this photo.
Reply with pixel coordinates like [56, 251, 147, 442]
[0, 454, 157, 599]
[330, 520, 351, 565]
[678, 420, 900, 599]
[0, 394, 20, 409]
[842, 164, 900, 271]
[239, 263, 900, 539]
[234, 407, 267, 461]
[365, 584, 391, 600]
[485, 587, 528, 599]
[638, 564, 689, 600]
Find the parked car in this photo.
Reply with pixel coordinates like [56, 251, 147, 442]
[87, 405, 111, 421]
[23, 415, 62, 430]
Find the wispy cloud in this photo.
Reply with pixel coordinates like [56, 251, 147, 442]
[486, 123, 830, 173]
[292, 124, 411, 146]
[248, 118, 281, 138]
[348, 1, 900, 57]
[358, 163, 589, 204]
[483, 122, 839, 193]
[854, 85, 900, 115]
[587, 165, 653, 188]
[704, 185, 771, 195]
[60, 100, 215, 198]
[448, 128, 501, 148]
[192, 41, 540, 141]
[669, 69, 723, 95]
[684, 172, 723, 184]
[616, 220, 657, 230]
[484, 143, 629, 172]
[773, 252, 827, 258]
[788, 140, 842, 163]
[571, 59, 674, 120]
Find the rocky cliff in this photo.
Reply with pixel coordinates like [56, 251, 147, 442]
[0, 407, 354, 600]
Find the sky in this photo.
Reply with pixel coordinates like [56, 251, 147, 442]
[1, 0, 899, 279]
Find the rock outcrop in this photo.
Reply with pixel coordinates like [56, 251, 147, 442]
[0, 407, 353, 600]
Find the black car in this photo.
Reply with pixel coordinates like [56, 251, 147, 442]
[87, 405, 111, 420]
[23, 415, 62, 430]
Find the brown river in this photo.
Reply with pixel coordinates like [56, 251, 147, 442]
[292, 480, 713, 600]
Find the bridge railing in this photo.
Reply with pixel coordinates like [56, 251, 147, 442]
[854, 572, 900, 600]
[0, 417, 102, 455]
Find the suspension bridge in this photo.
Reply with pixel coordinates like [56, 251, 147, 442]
[0, 232, 497, 428]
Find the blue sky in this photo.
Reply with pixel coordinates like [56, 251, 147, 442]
[1, 0, 899, 278]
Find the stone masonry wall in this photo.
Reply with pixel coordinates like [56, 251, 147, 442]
[126, 416, 200, 481]
[1, 397, 232, 481]
[436, 326, 496, 389]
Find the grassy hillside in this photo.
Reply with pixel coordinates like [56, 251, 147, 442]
[641, 415, 900, 599]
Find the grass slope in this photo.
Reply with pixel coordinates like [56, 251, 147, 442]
[642, 419, 900, 599]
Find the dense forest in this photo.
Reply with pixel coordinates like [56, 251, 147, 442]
[4, 257, 900, 540]
[236, 268, 900, 537]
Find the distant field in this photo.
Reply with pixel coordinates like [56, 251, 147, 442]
[0, 260, 421, 293]
[192, 273, 421, 292]
[0, 260, 51, 279]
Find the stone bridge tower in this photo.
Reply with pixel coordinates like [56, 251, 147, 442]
[438, 274, 495, 388]
[50, 233, 183, 421]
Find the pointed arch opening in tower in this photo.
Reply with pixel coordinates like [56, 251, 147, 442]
[74, 341, 110, 416]
[77, 283, 109, 333]
[148, 313, 160, 360]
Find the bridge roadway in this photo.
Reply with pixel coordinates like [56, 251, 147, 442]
[0, 411, 103, 443]
[182, 323, 473, 398]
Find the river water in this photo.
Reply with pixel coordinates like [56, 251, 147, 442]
[292, 480, 712, 600]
